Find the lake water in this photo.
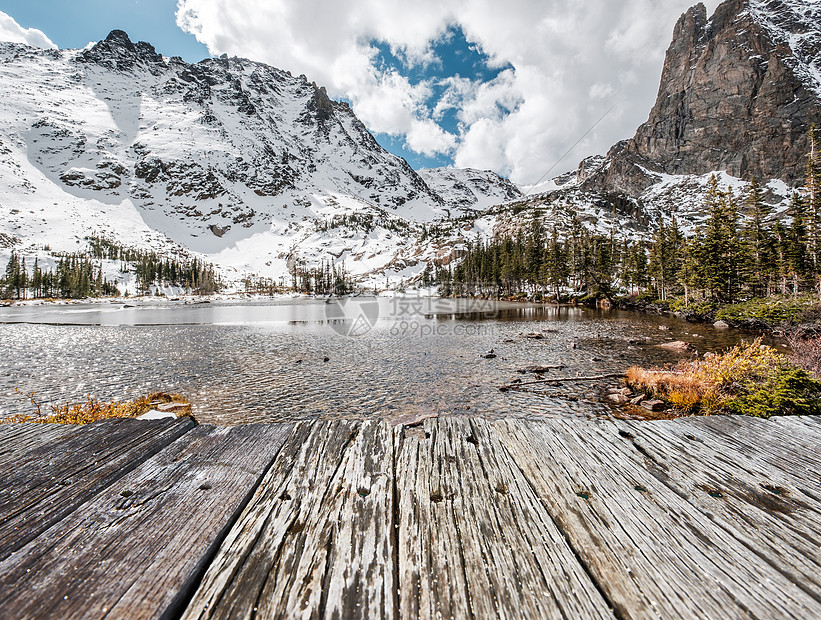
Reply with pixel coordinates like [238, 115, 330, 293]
[0, 297, 775, 425]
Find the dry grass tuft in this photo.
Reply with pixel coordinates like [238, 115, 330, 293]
[625, 338, 821, 417]
[787, 335, 821, 377]
[1, 392, 191, 425]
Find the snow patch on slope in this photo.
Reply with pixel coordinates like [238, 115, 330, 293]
[749, 0, 821, 97]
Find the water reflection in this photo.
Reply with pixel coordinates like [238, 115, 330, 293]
[0, 298, 777, 425]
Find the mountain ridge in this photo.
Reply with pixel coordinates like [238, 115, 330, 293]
[1, 0, 820, 292]
[0, 30, 520, 287]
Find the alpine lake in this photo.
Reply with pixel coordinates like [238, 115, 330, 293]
[0, 297, 779, 424]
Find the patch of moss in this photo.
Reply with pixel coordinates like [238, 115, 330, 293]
[714, 295, 820, 325]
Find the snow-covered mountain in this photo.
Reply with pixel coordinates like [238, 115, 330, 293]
[502, 0, 820, 239]
[1, 0, 819, 292]
[0, 30, 520, 288]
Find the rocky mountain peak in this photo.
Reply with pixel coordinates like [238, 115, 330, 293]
[79, 29, 166, 74]
[584, 0, 821, 199]
[308, 83, 334, 122]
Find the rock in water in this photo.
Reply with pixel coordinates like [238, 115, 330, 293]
[657, 341, 691, 351]
[641, 399, 666, 412]
[713, 320, 730, 329]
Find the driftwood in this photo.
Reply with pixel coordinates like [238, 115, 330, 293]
[516, 363, 566, 374]
[501, 372, 625, 390]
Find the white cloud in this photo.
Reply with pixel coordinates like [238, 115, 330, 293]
[0, 11, 56, 49]
[406, 119, 456, 157]
[589, 83, 616, 100]
[176, 0, 723, 183]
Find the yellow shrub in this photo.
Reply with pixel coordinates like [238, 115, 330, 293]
[1, 392, 191, 425]
[625, 338, 788, 415]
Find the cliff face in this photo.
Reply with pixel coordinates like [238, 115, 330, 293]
[587, 0, 821, 196]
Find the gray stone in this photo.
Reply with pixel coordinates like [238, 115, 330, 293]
[657, 340, 691, 351]
[641, 399, 666, 412]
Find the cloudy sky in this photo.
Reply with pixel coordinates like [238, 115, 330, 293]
[1, 0, 721, 185]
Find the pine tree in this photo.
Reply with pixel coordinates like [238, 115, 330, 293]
[3, 251, 20, 299]
[805, 124, 821, 288]
[741, 178, 773, 296]
[541, 227, 568, 301]
[678, 233, 704, 305]
[699, 176, 737, 301]
[786, 193, 809, 296]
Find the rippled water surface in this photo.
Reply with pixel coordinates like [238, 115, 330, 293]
[0, 297, 775, 424]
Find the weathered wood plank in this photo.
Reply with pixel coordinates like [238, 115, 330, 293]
[396, 417, 614, 620]
[0, 417, 195, 560]
[769, 415, 821, 441]
[496, 418, 821, 619]
[182, 419, 395, 620]
[674, 415, 821, 490]
[0, 422, 292, 620]
[613, 417, 821, 602]
[0, 423, 79, 466]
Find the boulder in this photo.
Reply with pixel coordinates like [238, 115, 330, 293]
[641, 399, 666, 412]
[657, 340, 691, 351]
[713, 320, 730, 329]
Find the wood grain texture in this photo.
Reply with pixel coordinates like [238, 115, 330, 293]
[612, 417, 821, 605]
[182, 419, 395, 620]
[0, 417, 195, 559]
[0, 422, 292, 620]
[495, 417, 821, 619]
[674, 415, 821, 490]
[0, 423, 79, 466]
[395, 417, 614, 620]
[2, 415, 820, 620]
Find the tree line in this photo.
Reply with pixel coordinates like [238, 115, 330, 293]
[1, 252, 120, 299]
[1, 236, 222, 300]
[289, 259, 354, 295]
[87, 236, 221, 295]
[434, 126, 821, 305]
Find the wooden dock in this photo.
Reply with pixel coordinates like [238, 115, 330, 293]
[0, 414, 820, 619]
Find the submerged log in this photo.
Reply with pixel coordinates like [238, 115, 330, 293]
[500, 373, 625, 391]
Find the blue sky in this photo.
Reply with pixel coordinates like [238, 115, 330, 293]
[0, 0, 209, 62]
[367, 28, 511, 169]
[0, 0, 720, 184]
[0, 0, 492, 168]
